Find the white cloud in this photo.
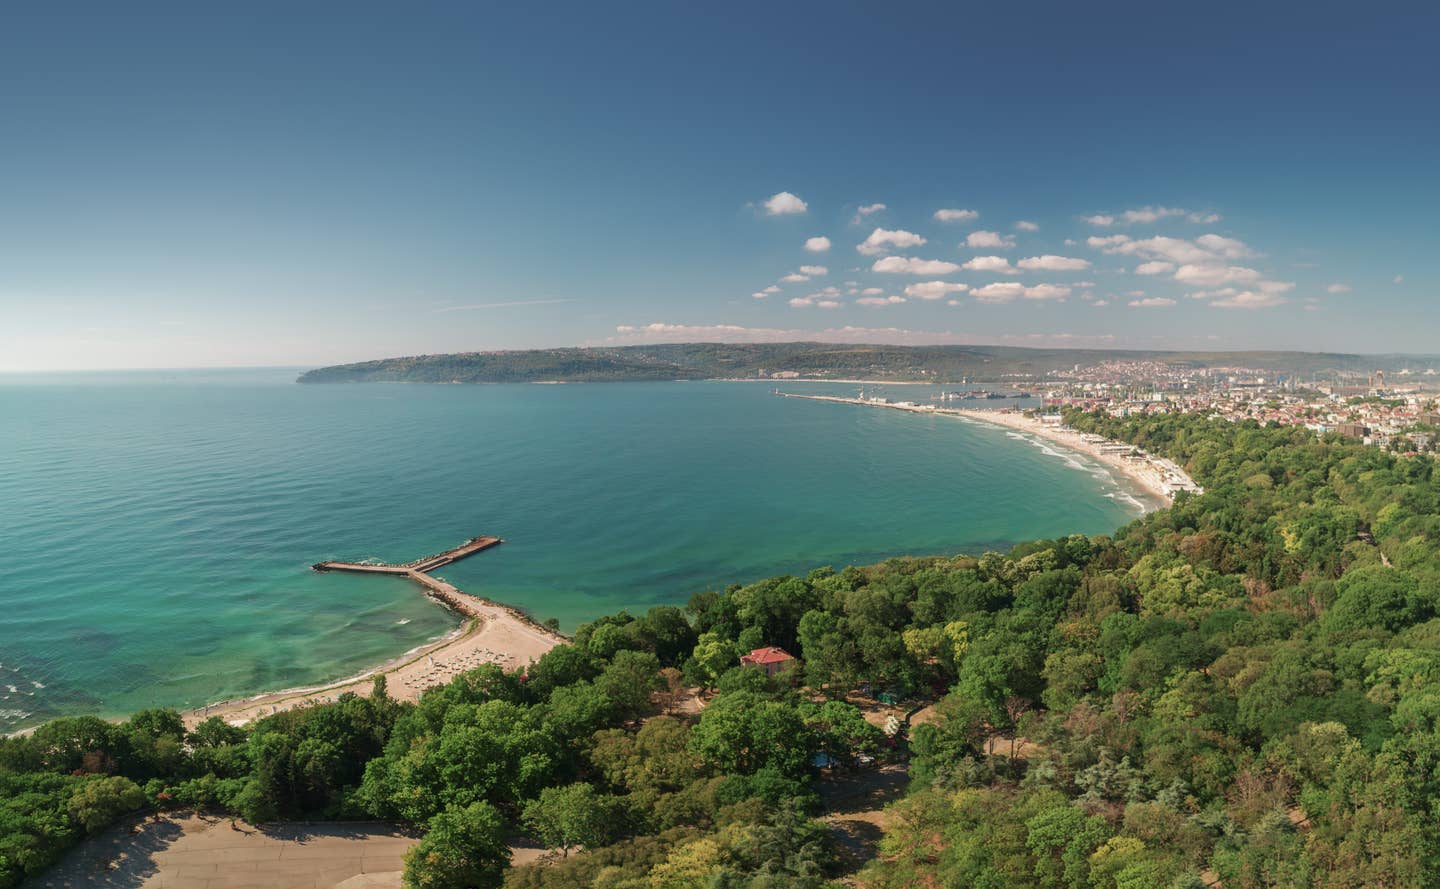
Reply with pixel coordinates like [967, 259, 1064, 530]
[1121, 206, 1186, 224]
[851, 203, 887, 224]
[1024, 284, 1071, 301]
[601, 323, 962, 348]
[789, 291, 842, 309]
[971, 283, 1026, 303]
[961, 256, 1018, 274]
[762, 191, 808, 215]
[752, 291, 769, 299]
[1089, 235, 1225, 265]
[934, 208, 980, 223]
[857, 295, 907, 306]
[1186, 286, 1290, 309]
[1087, 207, 1222, 226]
[1193, 234, 1258, 259]
[1326, 282, 1351, 294]
[780, 273, 810, 283]
[1211, 290, 1288, 309]
[971, 282, 1071, 303]
[1173, 264, 1262, 287]
[1395, 275, 1405, 284]
[965, 230, 1016, 249]
[798, 265, 828, 276]
[804, 236, 831, 253]
[1129, 297, 1176, 307]
[602, 324, 1123, 349]
[861, 287, 884, 295]
[1015, 220, 1039, 231]
[871, 256, 962, 275]
[904, 281, 969, 301]
[1017, 255, 1091, 271]
[762, 285, 782, 294]
[1093, 299, 1110, 307]
[858, 227, 928, 255]
[1134, 261, 1176, 275]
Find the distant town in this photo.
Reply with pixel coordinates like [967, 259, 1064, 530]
[983, 360, 1440, 453]
[764, 358, 1440, 455]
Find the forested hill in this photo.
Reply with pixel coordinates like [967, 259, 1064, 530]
[7, 414, 1440, 887]
[295, 342, 1426, 384]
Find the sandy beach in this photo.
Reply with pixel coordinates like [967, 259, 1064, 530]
[184, 587, 566, 729]
[943, 408, 1200, 507]
[772, 392, 1199, 510]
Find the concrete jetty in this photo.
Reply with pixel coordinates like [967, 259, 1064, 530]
[312, 535, 504, 617]
[312, 535, 502, 576]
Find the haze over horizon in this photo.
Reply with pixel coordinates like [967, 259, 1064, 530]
[3, 2, 1437, 371]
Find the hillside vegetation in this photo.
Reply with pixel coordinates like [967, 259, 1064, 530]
[6, 413, 1440, 887]
[295, 342, 1418, 384]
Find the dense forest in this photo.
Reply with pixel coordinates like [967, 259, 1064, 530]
[294, 342, 1420, 385]
[7, 411, 1440, 887]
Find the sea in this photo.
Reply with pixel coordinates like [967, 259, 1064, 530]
[0, 369, 1151, 731]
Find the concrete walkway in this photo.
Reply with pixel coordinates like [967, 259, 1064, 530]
[31, 814, 417, 889]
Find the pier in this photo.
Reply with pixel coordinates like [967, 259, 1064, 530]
[313, 535, 502, 576]
[775, 391, 943, 414]
[312, 535, 504, 617]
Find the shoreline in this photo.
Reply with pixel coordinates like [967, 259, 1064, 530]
[182, 585, 568, 729]
[942, 408, 1199, 507]
[773, 392, 1198, 511]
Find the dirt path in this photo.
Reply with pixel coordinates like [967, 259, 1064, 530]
[818, 764, 909, 878]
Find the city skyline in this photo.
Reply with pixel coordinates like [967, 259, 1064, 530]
[3, 2, 1437, 370]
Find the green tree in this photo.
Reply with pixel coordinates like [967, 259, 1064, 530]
[67, 776, 145, 832]
[688, 691, 815, 777]
[521, 782, 617, 857]
[403, 801, 509, 889]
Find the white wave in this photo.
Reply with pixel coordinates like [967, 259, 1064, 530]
[1105, 491, 1148, 512]
[1035, 444, 1089, 472]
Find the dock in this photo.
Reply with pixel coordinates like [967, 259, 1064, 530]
[312, 535, 504, 618]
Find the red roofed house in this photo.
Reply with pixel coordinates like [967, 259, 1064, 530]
[740, 646, 796, 677]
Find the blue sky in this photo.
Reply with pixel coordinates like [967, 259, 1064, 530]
[2, 1, 1437, 369]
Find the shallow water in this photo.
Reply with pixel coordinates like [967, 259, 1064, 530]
[0, 370, 1144, 728]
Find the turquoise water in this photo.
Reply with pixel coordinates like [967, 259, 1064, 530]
[0, 370, 1146, 729]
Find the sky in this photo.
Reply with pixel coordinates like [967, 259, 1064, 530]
[2, 1, 1438, 370]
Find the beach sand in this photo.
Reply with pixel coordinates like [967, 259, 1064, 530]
[943, 408, 1196, 507]
[185, 588, 565, 729]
